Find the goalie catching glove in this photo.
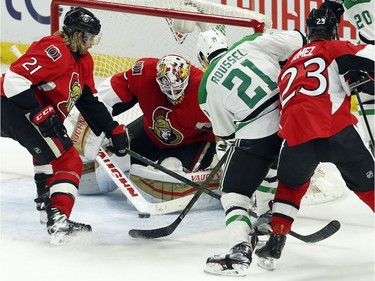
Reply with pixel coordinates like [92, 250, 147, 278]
[105, 121, 128, 157]
[29, 105, 67, 138]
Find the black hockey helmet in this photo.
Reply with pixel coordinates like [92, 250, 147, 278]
[306, 8, 338, 39]
[63, 7, 101, 36]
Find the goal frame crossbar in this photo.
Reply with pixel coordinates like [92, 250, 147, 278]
[50, 0, 265, 35]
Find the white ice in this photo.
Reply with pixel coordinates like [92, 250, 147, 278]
[1, 65, 374, 281]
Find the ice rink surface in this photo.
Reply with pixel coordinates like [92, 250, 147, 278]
[1, 134, 374, 281]
[1, 63, 374, 281]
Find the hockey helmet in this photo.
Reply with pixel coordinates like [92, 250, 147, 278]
[306, 8, 338, 39]
[196, 29, 228, 68]
[63, 7, 101, 37]
[156, 55, 191, 105]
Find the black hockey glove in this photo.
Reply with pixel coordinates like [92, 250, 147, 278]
[29, 105, 67, 138]
[322, 0, 344, 22]
[105, 121, 129, 157]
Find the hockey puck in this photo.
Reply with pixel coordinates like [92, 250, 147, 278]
[138, 212, 151, 218]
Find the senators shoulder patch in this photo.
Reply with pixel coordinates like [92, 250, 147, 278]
[132, 61, 145, 75]
[45, 45, 62, 61]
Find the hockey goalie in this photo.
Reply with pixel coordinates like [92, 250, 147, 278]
[72, 54, 221, 210]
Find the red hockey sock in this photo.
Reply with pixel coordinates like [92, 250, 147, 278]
[51, 193, 75, 217]
[272, 181, 311, 234]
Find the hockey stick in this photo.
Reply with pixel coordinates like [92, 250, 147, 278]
[125, 148, 221, 200]
[350, 78, 375, 155]
[128, 147, 230, 239]
[129, 147, 341, 242]
[349, 77, 372, 91]
[288, 220, 341, 243]
[248, 210, 341, 243]
[354, 89, 374, 154]
[96, 147, 198, 216]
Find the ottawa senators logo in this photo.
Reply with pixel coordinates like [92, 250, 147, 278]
[45, 45, 62, 61]
[132, 61, 144, 75]
[149, 106, 183, 145]
[57, 72, 82, 117]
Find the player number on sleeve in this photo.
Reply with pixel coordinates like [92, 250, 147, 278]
[22, 57, 42, 75]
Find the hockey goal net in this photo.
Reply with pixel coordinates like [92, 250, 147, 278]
[51, 0, 272, 124]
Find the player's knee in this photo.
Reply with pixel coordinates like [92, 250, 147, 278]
[51, 147, 83, 184]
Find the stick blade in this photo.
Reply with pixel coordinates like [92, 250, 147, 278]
[128, 220, 179, 239]
[290, 220, 341, 243]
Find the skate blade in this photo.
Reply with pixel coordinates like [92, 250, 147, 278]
[49, 231, 94, 246]
[204, 263, 248, 277]
[257, 257, 276, 271]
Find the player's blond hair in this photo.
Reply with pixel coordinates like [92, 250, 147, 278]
[54, 30, 89, 54]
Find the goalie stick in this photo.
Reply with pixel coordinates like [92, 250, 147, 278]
[128, 146, 230, 239]
[96, 147, 200, 215]
[248, 210, 341, 244]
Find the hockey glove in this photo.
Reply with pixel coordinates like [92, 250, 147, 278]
[105, 122, 129, 157]
[29, 105, 67, 138]
[321, 0, 344, 22]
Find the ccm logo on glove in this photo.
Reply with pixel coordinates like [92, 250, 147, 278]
[29, 105, 67, 139]
[32, 105, 55, 123]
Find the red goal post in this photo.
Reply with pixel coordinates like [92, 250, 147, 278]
[50, 0, 268, 34]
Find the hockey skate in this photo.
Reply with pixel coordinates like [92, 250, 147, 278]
[204, 242, 253, 276]
[255, 233, 286, 270]
[47, 208, 92, 245]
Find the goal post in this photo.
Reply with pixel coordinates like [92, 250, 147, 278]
[50, 0, 270, 35]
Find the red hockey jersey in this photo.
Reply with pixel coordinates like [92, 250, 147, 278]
[98, 58, 215, 149]
[2, 35, 97, 120]
[278, 40, 374, 146]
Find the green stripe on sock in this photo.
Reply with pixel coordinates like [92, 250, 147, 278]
[257, 185, 277, 194]
[226, 214, 252, 228]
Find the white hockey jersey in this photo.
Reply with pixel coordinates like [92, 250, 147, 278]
[198, 30, 304, 140]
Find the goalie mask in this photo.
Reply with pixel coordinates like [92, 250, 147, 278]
[306, 8, 338, 40]
[63, 7, 102, 45]
[197, 29, 228, 68]
[156, 55, 191, 105]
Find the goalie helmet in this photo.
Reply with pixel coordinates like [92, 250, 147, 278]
[63, 7, 101, 36]
[306, 8, 338, 40]
[197, 29, 228, 68]
[156, 54, 191, 105]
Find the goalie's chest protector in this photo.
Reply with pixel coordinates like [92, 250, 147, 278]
[7, 36, 96, 120]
